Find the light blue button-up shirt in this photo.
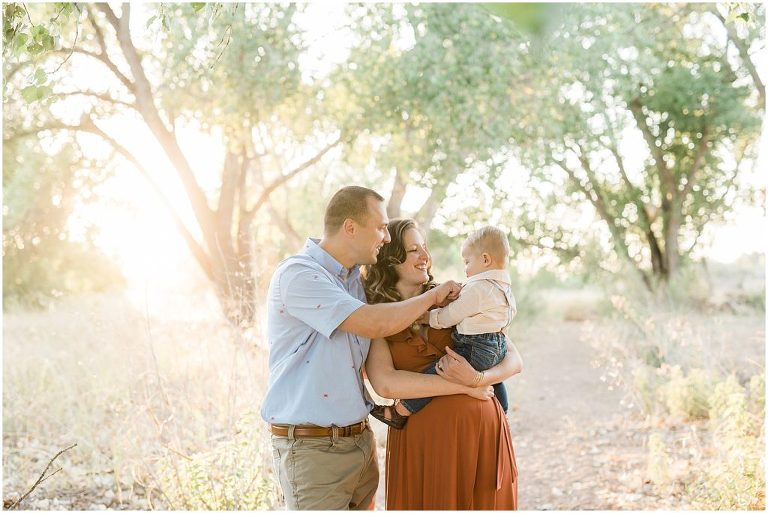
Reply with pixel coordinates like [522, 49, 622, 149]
[260, 238, 373, 427]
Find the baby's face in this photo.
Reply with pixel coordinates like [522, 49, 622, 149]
[461, 246, 486, 278]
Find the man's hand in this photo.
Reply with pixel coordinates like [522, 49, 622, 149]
[431, 281, 461, 306]
[434, 346, 480, 386]
[465, 385, 494, 401]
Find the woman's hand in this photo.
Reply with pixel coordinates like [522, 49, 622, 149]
[465, 385, 494, 401]
[435, 346, 479, 386]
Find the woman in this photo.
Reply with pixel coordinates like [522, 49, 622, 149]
[364, 218, 522, 510]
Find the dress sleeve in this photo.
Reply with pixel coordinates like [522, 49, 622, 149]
[279, 266, 365, 339]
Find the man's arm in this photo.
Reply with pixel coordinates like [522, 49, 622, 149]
[339, 281, 460, 339]
[365, 338, 494, 400]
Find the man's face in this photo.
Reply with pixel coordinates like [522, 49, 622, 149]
[354, 198, 391, 266]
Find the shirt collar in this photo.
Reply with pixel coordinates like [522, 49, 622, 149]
[465, 269, 511, 285]
[302, 238, 360, 281]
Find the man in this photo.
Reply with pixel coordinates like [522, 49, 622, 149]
[261, 186, 461, 510]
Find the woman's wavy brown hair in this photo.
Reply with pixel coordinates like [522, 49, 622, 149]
[362, 218, 436, 304]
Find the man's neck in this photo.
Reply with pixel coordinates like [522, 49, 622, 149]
[318, 237, 356, 270]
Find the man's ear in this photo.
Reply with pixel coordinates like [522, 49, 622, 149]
[342, 218, 356, 237]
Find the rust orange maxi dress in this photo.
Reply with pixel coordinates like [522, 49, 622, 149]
[384, 326, 518, 510]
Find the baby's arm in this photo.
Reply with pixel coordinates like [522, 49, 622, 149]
[428, 283, 483, 329]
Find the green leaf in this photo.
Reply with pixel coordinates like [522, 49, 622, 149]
[480, 3, 552, 36]
[27, 43, 44, 56]
[191, 3, 205, 12]
[42, 34, 55, 50]
[36, 85, 52, 99]
[724, 9, 741, 24]
[31, 25, 47, 40]
[738, 12, 750, 22]
[146, 15, 157, 28]
[14, 32, 28, 48]
[33, 67, 47, 85]
[21, 85, 38, 103]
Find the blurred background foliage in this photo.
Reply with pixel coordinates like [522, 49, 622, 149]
[2, 2, 764, 311]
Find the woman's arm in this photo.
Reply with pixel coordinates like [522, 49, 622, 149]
[436, 341, 523, 386]
[365, 338, 494, 400]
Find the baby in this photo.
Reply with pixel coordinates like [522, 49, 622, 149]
[371, 226, 516, 429]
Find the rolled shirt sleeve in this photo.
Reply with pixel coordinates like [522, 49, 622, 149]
[280, 266, 365, 339]
[429, 283, 484, 329]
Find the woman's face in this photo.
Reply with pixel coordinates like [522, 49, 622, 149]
[393, 228, 431, 285]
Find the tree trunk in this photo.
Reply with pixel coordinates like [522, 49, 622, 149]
[387, 169, 407, 218]
[267, 200, 303, 250]
[663, 213, 681, 280]
[415, 180, 451, 233]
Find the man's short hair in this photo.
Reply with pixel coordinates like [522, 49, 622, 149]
[463, 226, 510, 262]
[324, 186, 385, 234]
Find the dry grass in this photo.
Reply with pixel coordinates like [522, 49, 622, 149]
[3, 292, 275, 509]
[581, 293, 764, 509]
[3, 258, 763, 510]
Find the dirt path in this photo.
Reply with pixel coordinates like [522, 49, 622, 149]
[371, 320, 673, 510]
[507, 321, 660, 509]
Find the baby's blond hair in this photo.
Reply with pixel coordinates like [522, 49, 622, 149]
[463, 226, 510, 263]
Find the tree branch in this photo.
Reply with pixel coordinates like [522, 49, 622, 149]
[4, 119, 216, 281]
[8, 443, 77, 510]
[629, 97, 675, 205]
[80, 118, 216, 281]
[245, 135, 342, 218]
[94, 2, 120, 32]
[598, 133, 664, 273]
[551, 154, 640, 275]
[266, 198, 303, 250]
[50, 47, 134, 91]
[708, 7, 765, 108]
[54, 90, 135, 108]
[80, 6, 135, 91]
[216, 150, 241, 230]
[515, 233, 581, 261]
[680, 124, 710, 199]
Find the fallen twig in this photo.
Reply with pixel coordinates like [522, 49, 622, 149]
[7, 443, 77, 510]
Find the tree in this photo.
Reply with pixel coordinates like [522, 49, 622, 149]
[2, 135, 123, 306]
[510, 4, 763, 288]
[336, 4, 524, 231]
[4, 3, 343, 324]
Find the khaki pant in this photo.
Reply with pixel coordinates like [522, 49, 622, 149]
[271, 427, 379, 510]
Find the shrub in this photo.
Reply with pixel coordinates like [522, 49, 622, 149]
[646, 432, 671, 486]
[156, 412, 276, 509]
[585, 291, 764, 509]
[686, 375, 765, 510]
[656, 366, 715, 420]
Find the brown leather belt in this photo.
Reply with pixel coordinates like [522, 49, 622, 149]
[269, 420, 369, 438]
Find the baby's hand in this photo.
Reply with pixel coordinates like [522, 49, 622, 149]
[417, 311, 430, 325]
